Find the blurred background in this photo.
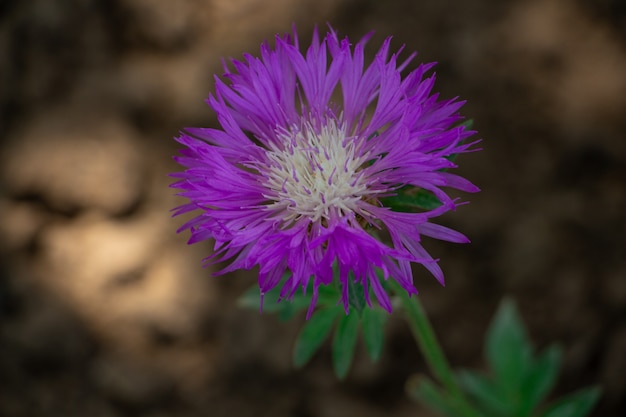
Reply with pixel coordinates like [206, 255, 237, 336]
[1, 0, 625, 416]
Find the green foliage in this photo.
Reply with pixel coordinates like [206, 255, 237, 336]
[347, 276, 368, 314]
[408, 375, 466, 417]
[332, 312, 360, 379]
[413, 298, 601, 417]
[237, 273, 311, 321]
[539, 388, 601, 417]
[240, 276, 601, 416]
[361, 306, 387, 362]
[485, 298, 532, 399]
[293, 307, 340, 368]
[522, 346, 562, 415]
[381, 188, 443, 212]
[237, 272, 390, 379]
[457, 370, 514, 416]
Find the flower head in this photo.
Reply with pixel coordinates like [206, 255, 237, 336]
[171, 26, 479, 316]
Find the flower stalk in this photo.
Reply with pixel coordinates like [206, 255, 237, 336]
[396, 288, 482, 417]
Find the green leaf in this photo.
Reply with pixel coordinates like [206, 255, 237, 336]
[411, 189, 444, 210]
[347, 274, 367, 314]
[485, 299, 532, 397]
[519, 345, 562, 414]
[407, 375, 466, 417]
[457, 370, 514, 416]
[237, 274, 314, 320]
[277, 295, 312, 320]
[276, 286, 315, 320]
[539, 387, 601, 417]
[317, 281, 341, 305]
[332, 311, 360, 379]
[382, 188, 443, 212]
[292, 307, 340, 368]
[361, 306, 386, 362]
[237, 284, 283, 312]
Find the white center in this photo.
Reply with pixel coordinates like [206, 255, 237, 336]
[264, 120, 370, 223]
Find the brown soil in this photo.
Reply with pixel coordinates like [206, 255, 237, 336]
[1, 0, 625, 416]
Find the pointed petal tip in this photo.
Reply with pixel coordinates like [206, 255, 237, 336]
[379, 300, 393, 314]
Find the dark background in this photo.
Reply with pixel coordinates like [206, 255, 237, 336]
[1, 0, 625, 416]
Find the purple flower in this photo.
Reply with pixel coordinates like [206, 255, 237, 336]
[171, 27, 479, 316]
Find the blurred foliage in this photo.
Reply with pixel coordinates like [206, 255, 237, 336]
[407, 299, 601, 417]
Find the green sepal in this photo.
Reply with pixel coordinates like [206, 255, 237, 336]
[332, 311, 360, 379]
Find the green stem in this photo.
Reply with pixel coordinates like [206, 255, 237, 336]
[397, 289, 482, 417]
